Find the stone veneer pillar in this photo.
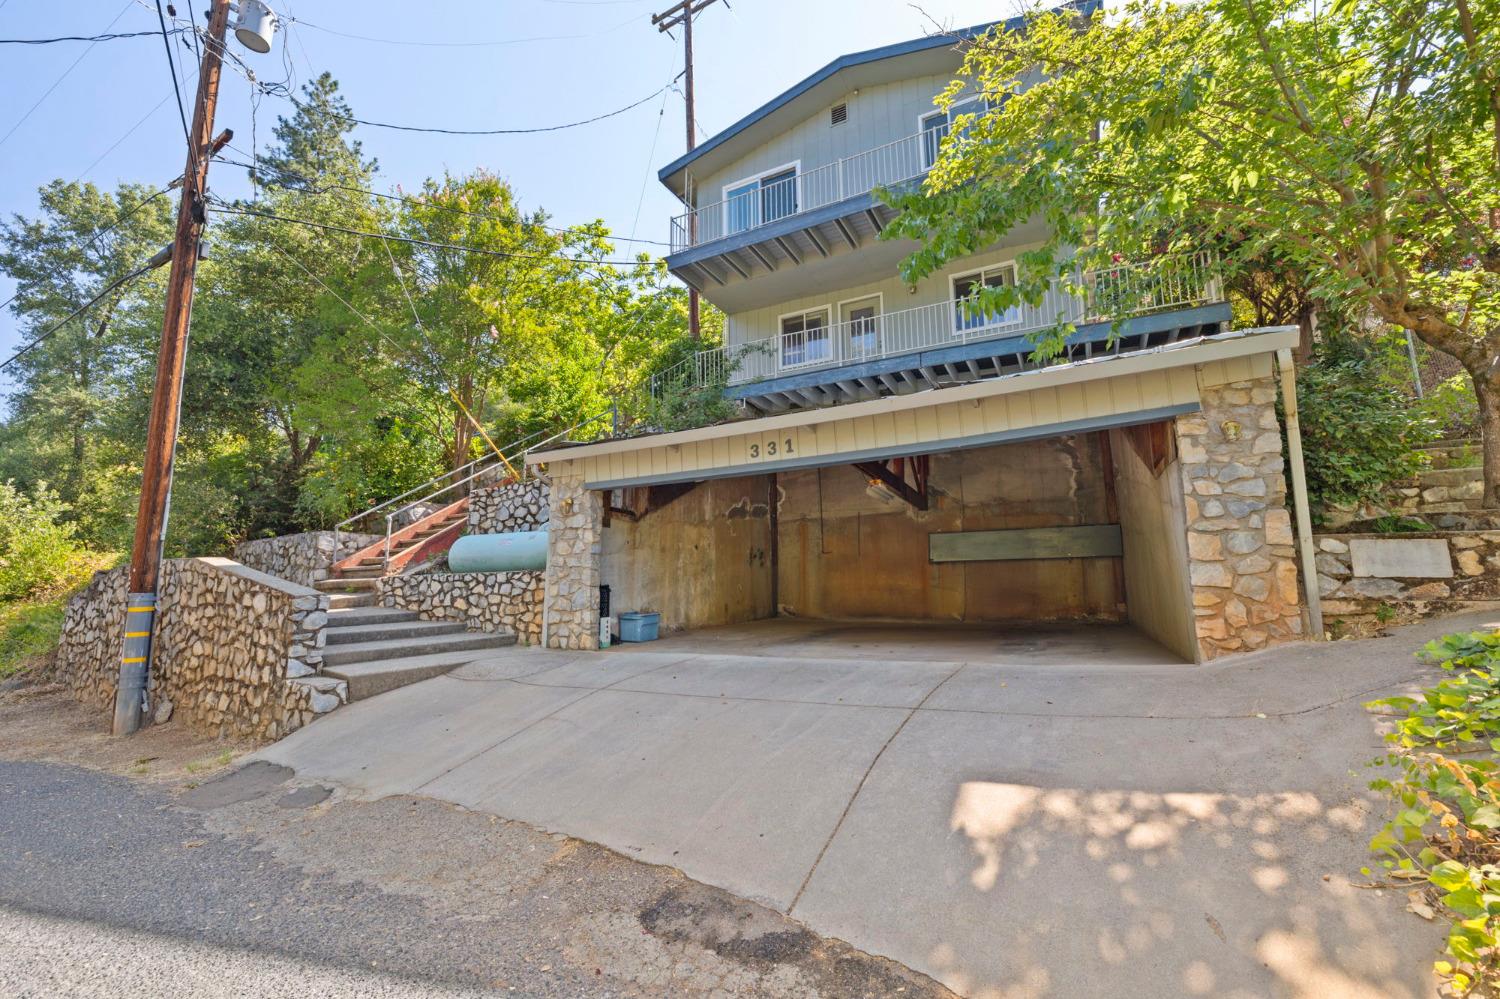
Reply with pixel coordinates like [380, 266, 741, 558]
[1176, 374, 1304, 659]
[543, 472, 604, 650]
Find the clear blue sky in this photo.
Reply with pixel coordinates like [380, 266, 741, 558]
[0, 0, 1025, 370]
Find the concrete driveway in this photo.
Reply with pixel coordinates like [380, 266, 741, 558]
[255, 615, 1473, 998]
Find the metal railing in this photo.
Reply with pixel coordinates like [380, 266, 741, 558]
[333, 413, 613, 570]
[670, 125, 950, 252]
[650, 251, 1222, 398]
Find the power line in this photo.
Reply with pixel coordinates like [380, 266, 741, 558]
[0, 262, 155, 371]
[0, 0, 135, 151]
[207, 201, 658, 268]
[153, 0, 195, 160]
[0, 29, 183, 44]
[269, 72, 682, 136]
[216, 147, 673, 247]
[287, 9, 643, 48]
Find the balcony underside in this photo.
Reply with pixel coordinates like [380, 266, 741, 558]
[666, 192, 912, 311]
[727, 301, 1232, 414]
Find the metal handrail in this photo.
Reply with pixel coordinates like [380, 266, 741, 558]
[669, 124, 951, 252]
[650, 250, 1221, 399]
[348, 412, 614, 574]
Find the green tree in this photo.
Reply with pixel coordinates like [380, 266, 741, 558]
[886, 0, 1500, 499]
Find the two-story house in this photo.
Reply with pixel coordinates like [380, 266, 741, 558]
[529, 11, 1322, 663]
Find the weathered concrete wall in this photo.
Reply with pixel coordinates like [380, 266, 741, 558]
[544, 473, 604, 650]
[1176, 376, 1303, 659]
[1109, 426, 1198, 661]
[600, 475, 774, 634]
[776, 437, 1122, 623]
[379, 570, 543, 645]
[55, 558, 344, 741]
[469, 479, 549, 535]
[233, 531, 379, 587]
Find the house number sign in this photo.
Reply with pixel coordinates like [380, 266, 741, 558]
[748, 437, 797, 460]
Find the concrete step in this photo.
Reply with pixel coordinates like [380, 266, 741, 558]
[1418, 466, 1483, 488]
[319, 630, 516, 668]
[323, 651, 482, 701]
[326, 592, 376, 610]
[324, 619, 469, 645]
[327, 606, 420, 627]
[338, 566, 386, 580]
[317, 577, 380, 593]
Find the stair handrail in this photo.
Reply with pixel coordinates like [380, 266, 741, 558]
[358, 412, 614, 573]
[333, 425, 558, 559]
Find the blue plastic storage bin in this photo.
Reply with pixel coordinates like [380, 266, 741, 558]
[618, 612, 660, 643]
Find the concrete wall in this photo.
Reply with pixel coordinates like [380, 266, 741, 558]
[776, 437, 1122, 623]
[1109, 427, 1198, 661]
[600, 475, 775, 634]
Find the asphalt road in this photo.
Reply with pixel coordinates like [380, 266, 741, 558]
[0, 760, 951, 999]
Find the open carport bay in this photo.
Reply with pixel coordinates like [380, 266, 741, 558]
[598, 426, 1200, 662]
[253, 609, 1467, 998]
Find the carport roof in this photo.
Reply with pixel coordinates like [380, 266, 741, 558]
[530, 326, 1298, 488]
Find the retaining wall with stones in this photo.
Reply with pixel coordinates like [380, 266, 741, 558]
[55, 558, 345, 742]
[233, 530, 379, 587]
[1312, 531, 1500, 633]
[1177, 375, 1304, 659]
[378, 570, 542, 644]
[468, 478, 548, 534]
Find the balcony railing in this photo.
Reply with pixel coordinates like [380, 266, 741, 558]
[669, 125, 951, 252]
[650, 251, 1222, 398]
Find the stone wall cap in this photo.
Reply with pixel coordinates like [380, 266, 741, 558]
[191, 557, 323, 598]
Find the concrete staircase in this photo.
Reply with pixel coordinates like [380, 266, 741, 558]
[311, 584, 516, 700]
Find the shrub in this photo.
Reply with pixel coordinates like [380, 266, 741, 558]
[1367, 632, 1500, 994]
[0, 480, 88, 602]
[1295, 335, 1440, 515]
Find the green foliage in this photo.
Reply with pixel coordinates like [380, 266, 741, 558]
[0, 598, 66, 681]
[1294, 336, 1439, 513]
[1371, 516, 1436, 534]
[1367, 631, 1500, 993]
[0, 481, 87, 602]
[885, 0, 1500, 485]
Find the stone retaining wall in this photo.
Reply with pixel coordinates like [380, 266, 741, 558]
[469, 478, 548, 535]
[377, 570, 542, 645]
[233, 530, 379, 587]
[55, 558, 345, 742]
[1313, 531, 1500, 633]
[1177, 375, 1304, 659]
[544, 472, 603, 650]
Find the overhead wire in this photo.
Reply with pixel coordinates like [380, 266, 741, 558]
[0, 29, 185, 44]
[266, 71, 683, 136]
[0, 260, 156, 371]
[152, 0, 196, 167]
[216, 146, 672, 248]
[0, 0, 135, 151]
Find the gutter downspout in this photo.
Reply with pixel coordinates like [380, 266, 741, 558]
[1276, 347, 1324, 640]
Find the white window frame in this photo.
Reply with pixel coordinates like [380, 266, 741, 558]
[950, 261, 1021, 337]
[918, 96, 989, 168]
[721, 160, 801, 235]
[776, 304, 833, 370]
[837, 293, 884, 360]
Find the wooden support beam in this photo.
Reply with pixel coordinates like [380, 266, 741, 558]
[856, 376, 880, 394]
[852, 459, 928, 511]
[930, 525, 1124, 563]
[864, 208, 885, 234]
[746, 242, 777, 272]
[721, 251, 751, 280]
[877, 372, 901, 393]
[695, 261, 726, 286]
[774, 235, 802, 265]
[832, 216, 859, 250]
[803, 226, 829, 258]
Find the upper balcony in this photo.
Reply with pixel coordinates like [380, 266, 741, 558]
[664, 126, 964, 309]
[651, 251, 1229, 414]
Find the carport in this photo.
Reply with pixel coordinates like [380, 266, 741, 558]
[529, 327, 1317, 663]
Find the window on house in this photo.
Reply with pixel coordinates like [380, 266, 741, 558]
[952, 264, 1020, 334]
[724, 166, 799, 235]
[780, 308, 830, 368]
[922, 96, 988, 167]
[840, 296, 881, 359]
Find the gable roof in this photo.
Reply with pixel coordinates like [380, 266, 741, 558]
[656, 1, 1100, 190]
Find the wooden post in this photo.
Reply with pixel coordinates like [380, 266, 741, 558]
[115, 0, 233, 736]
[1276, 347, 1324, 640]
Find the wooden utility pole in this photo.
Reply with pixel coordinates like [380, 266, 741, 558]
[115, 0, 233, 736]
[653, 0, 720, 340]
